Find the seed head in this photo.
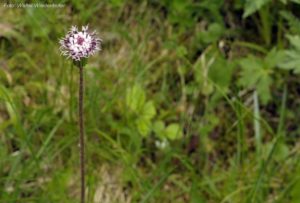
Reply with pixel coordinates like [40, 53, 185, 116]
[59, 25, 101, 61]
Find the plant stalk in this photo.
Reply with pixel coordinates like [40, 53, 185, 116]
[79, 65, 85, 203]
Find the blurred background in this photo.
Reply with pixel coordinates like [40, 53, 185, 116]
[1, 0, 300, 202]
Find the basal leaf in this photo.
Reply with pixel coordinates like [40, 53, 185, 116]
[141, 101, 156, 120]
[153, 120, 165, 139]
[126, 84, 146, 113]
[136, 118, 151, 137]
[165, 123, 183, 140]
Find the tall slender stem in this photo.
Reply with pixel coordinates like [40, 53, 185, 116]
[79, 65, 85, 203]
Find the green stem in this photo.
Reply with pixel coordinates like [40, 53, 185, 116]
[258, 5, 271, 46]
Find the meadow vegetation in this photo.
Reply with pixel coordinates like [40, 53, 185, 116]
[1, 0, 300, 202]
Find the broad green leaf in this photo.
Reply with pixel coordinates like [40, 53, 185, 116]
[135, 101, 156, 137]
[280, 54, 300, 73]
[199, 23, 224, 44]
[153, 121, 165, 139]
[279, 35, 300, 73]
[264, 48, 285, 68]
[263, 142, 289, 162]
[136, 118, 151, 137]
[126, 84, 146, 112]
[165, 123, 183, 140]
[141, 101, 156, 120]
[238, 49, 284, 104]
[243, 0, 272, 18]
[208, 54, 234, 88]
[275, 143, 290, 161]
[238, 56, 263, 88]
[287, 35, 300, 50]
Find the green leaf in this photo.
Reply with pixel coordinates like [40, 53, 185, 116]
[264, 48, 285, 68]
[238, 55, 273, 104]
[125, 86, 156, 137]
[165, 123, 183, 140]
[279, 35, 300, 73]
[176, 46, 188, 57]
[243, 0, 272, 18]
[280, 11, 300, 34]
[153, 121, 165, 139]
[136, 118, 151, 137]
[126, 84, 146, 112]
[194, 49, 216, 96]
[141, 101, 156, 120]
[238, 49, 284, 104]
[263, 142, 289, 162]
[208, 54, 234, 88]
[136, 101, 156, 137]
[109, 0, 125, 7]
[0, 85, 17, 124]
[190, 181, 206, 203]
[291, 0, 300, 4]
[238, 56, 263, 88]
[257, 74, 272, 104]
[199, 23, 224, 44]
[287, 35, 300, 50]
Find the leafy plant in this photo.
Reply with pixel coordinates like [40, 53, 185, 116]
[153, 121, 183, 141]
[238, 49, 285, 104]
[279, 35, 300, 73]
[126, 84, 156, 137]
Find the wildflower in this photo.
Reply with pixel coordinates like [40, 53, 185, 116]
[59, 25, 102, 203]
[59, 25, 101, 61]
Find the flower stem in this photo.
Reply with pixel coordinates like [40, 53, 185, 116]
[79, 65, 85, 203]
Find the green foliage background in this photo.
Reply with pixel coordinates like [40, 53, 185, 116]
[1, 0, 300, 202]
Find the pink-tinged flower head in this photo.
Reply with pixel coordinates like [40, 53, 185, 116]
[59, 25, 101, 61]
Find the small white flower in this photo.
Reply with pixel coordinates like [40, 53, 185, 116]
[59, 25, 101, 61]
[155, 138, 168, 149]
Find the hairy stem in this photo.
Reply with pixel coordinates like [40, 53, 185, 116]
[79, 65, 85, 203]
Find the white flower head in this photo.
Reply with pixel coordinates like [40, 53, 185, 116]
[59, 25, 102, 61]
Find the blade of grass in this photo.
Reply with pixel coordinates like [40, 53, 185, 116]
[36, 119, 63, 159]
[140, 168, 174, 203]
[253, 90, 262, 161]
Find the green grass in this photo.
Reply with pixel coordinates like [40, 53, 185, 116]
[1, 0, 300, 202]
